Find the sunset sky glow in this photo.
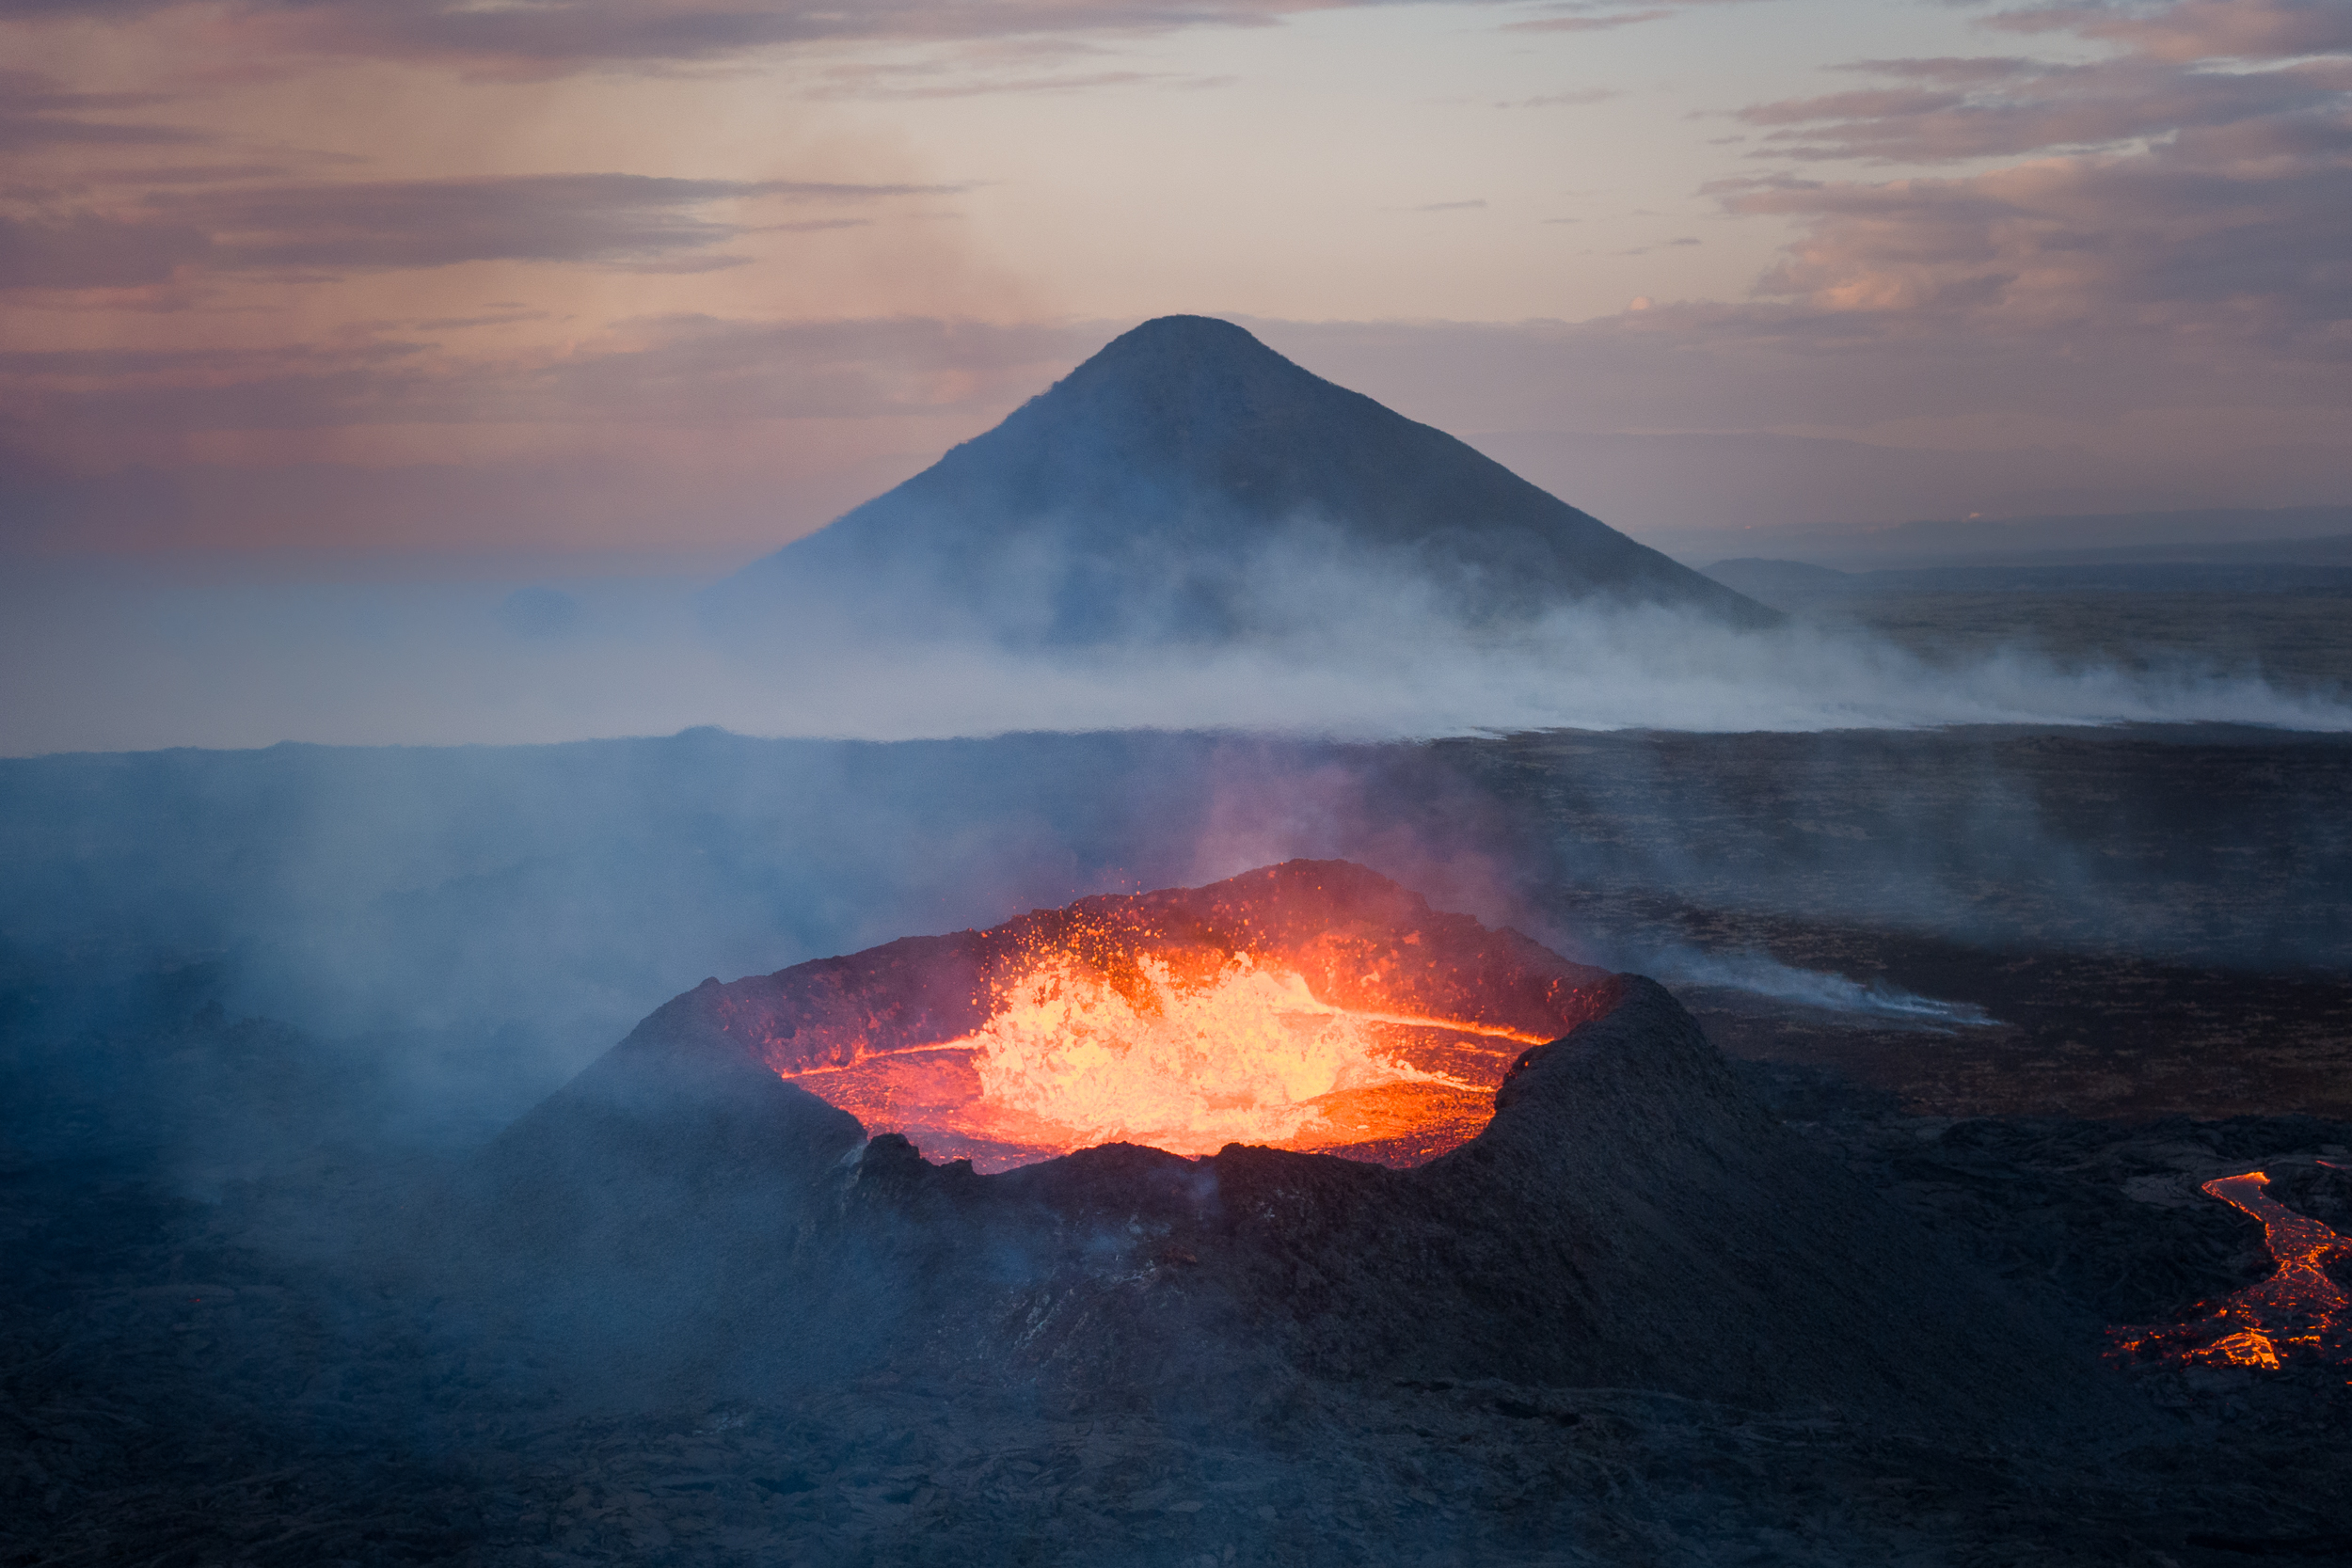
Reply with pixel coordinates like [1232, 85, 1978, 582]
[4, 0, 2349, 565]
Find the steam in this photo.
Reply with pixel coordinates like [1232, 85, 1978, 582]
[3, 548, 2344, 756]
[736, 608, 2346, 739]
[1640, 948, 1999, 1033]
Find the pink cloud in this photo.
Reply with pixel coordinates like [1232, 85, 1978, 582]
[151, 0, 1401, 75]
[0, 173, 967, 291]
[1737, 55, 2352, 164]
[1703, 1, 2352, 362]
[1999, 0, 2352, 66]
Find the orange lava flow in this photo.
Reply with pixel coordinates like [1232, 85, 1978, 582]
[2106, 1164, 2352, 1374]
[724, 863, 1615, 1173]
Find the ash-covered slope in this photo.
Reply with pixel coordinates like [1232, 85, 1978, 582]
[705, 316, 1774, 644]
[459, 885, 2125, 1443]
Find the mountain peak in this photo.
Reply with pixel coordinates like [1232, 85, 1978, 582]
[1099, 313, 1274, 356]
[994, 314, 1345, 462]
[1074, 315, 1298, 384]
[710, 317, 1778, 642]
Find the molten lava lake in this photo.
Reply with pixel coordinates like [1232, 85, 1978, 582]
[706, 862, 1617, 1171]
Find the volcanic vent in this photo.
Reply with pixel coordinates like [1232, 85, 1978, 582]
[704, 862, 1614, 1171]
[475, 856, 2126, 1435]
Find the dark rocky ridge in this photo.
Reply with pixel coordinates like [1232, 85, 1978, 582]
[706, 315, 1775, 643]
[464, 938, 2128, 1445]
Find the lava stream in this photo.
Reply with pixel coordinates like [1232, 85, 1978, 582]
[2106, 1163, 2352, 1373]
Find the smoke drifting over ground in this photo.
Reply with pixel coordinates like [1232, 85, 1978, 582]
[1638, 947, 1999, 1032]
[4, 552, 2346, 758]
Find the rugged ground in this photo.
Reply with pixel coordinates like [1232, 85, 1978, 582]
[7, 1040, 2351, 1568]
[6, 722, 2352, 1565]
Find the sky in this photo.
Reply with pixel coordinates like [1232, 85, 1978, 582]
[4, 0, 2347, 574]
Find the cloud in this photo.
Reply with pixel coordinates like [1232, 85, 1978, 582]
[0, 212, 212, 288]
[0, 173, 963, 288]
[0, 315, 1100, 457]
[0, 0, 1471, 76]
[0, 115, 195, 150]
[0, 0, 183, 12]
[6, 0, 1773, 77]
[1736, 54, 2352, 164]
[1997, 0, 2352, 66]
[1724, 144, 2352, 344]
[1699, 0, 2352, 362]
[179, 173, 760, 271]
[0, 339, 432, 439]
[0, 69, 204, 151]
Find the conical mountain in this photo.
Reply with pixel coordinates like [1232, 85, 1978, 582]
[708, 315, 1774, 642]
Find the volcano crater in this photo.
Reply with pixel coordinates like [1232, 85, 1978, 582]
[471, 861, 2126, 1439]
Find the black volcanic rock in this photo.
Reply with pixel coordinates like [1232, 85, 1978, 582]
[707, 315, 1775, 643]
[824, 980, 2120, 1433]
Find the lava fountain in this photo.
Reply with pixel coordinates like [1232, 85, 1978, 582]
[702, 861, 1615, 1171]
[2107, 1162, 2352, 1372]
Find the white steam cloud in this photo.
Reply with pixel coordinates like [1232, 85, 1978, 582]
[3, 554, 2344, 756]
[1643, 948, 1999, 1033]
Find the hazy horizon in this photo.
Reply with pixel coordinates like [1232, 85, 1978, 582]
[7, 0, 2352, 753]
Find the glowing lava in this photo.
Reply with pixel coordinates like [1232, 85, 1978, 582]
[965, 952, 1470, 1152]
[709, 862, 1616, 1172]
[2106, 1163, 2352, 1373]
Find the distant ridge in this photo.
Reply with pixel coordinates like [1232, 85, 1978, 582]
[1704, 553, 2352, 610]
[707, 315, 1774, 643]
[1673, 508, 2352, 574]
